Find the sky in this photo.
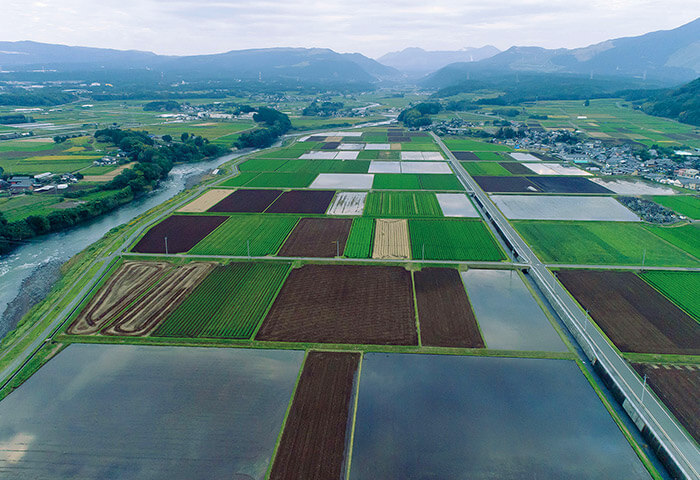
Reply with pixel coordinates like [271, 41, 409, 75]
[2, 0, 699, 58]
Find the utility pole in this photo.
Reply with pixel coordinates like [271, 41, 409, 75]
[247, 239, 250, 258]
[641, 374, 648, 405]
[642, 248, 646, 272]
[164, 236, 168, 255]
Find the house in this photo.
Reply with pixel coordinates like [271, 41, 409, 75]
[8, 176, 33, 193]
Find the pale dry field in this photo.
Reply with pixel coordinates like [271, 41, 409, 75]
[178, 189, 235, 213]
[372, 219, 410, 259]
[82, 162, 137, 182]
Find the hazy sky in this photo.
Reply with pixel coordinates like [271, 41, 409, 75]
[3, 0, 699, 58]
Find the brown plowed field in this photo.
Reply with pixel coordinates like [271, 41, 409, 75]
[632, 363, 700, 443]
[67, 261, 172, 335]
[473, 176, 541, 193]
[207, 188, 282, 213]
[278, 218, 351, 257]
[557, 270, 700, 355]
[372, 219, 410, 259]
[306, 136, 327, 142]
[453, 151, 480, 161]
[528, 176, 613, 194]
[499, 162, 532, 175]
[256, 264, 418, 345]
[322, 142, 340, 149]
[266, 190, 336, 214]
[132, 215, 228, 254]
[414, 268, 484, 348]
[269, 351, 360, 480]
[177, 189, 235, 213]
[103, 262, 216, 336]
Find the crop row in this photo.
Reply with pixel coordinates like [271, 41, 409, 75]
[153, 262, 291, 339]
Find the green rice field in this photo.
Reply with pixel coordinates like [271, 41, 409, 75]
[152, 262, 291, 339]
[244, 172, 317, 189]
[364, 191, 442, 217]
[218, 172, 259, 187]
[651, 196, 700, 219]
[344, 217, 375, 258]
[372, 174, 421, 190]
[418, 174, 465, 191]
[639, 271, 700, 322]
[462, 162, 512, 176]
[514, 221, 699, 267]
[408, 219, 505, 261]
[644, 223, 700, 260]
[238, 158, 289, 172]
[189, 215, 299, 256]
[277, 159, 370, 173]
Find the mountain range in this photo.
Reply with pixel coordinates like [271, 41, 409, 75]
[377, 46, 500, 75]
[422, 17, 700, 87]
[0, 17, 698, 87]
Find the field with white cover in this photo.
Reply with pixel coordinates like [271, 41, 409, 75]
[327, 192, 367, 215]
[368, 161, 452, 174]
[401, 152, 444, 160]
[310, 173, 374, 190]
[436, 194, 480, 217]
[509, 153, 541, 162]
[491, 195, 641, 221]
[589, 178, 681, 195]
[523, 163, 591, 176]
[299, 151, 359, 160]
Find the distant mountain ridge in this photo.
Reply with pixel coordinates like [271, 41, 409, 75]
[423, 18, 700, 87]
[0, 42, 402, 84]
[377, 46, 500, 75]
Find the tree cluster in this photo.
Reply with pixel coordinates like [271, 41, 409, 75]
[302, 100, 344, 116]
[398, 102, 442, 128]
[234, 107, 291, 149]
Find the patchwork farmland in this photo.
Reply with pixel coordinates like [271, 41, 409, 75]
[18, 124, 697, 480]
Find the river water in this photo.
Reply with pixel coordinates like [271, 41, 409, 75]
[0, 152, 244, 338]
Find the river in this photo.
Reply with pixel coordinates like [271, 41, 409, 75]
[0, 152, 245, 338]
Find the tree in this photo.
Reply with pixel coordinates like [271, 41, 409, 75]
[584, 99, 590, 107]
[162, 134, 172, 143]
[181, 132, 189, 142]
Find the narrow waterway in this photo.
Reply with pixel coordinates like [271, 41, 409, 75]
[0, 152, 244, 338]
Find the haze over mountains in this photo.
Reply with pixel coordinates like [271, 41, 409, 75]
[0, 17, 698, 87]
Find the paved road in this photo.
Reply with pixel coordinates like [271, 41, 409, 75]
[432, 132, 700, 479]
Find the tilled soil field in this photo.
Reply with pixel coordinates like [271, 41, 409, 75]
[557, 270, 700, 354]
[278, 218, 351, 257]
[452, 151, 480, 161]
[132, 215, 228, 254]
[527, 176, 613, 194]
[414, 268, 484, 348]
[472, 176, 540, 193]
[269, 351, 360, 480]
[266, 190, 336, 214]
[67, 261, 172, 335]
[632, 363, 699, 443]
[256, 264, 418, 345]
[103, 262, 216, 336]
[499, 162, 532, 175]
[207, 189, 282, 213]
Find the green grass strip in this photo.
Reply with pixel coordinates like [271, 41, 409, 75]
[344, 218, 375, 258]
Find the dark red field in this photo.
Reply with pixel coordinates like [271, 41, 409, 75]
[207, 189, 282, 213]
[388, 136, 411, 142]
[473, 175, 541, 193]
[499, 162, 532, 174]
[557, 270, 700, 355]
[266, 190, 336, 214]
[453, 151, 480, 161]
[306, 136, 326, 142]
[131, 215, 227, 253]
[277, 218, 351, 257]
[632, 363, 699, 443]
[414, 268, 484, 348]
[322, 141, 340, 149]
[527, 176, 613, 194]
[269, 351, 360, 480]
[256, 264, 418, 345]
